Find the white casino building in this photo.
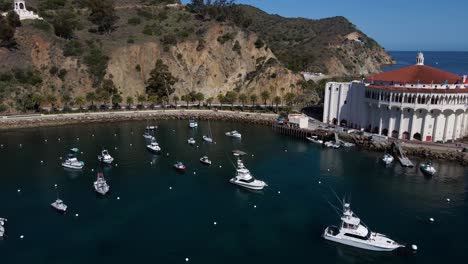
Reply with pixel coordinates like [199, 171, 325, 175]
[323, 53, 468, 142]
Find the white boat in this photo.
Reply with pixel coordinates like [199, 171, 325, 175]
[203, 135, 213, 143]
[187, 138, 196, 145]
[420, 161, 436, 176]
[94, 173, 110, 195]
[341, 142, 356, 147]
[98, 149, 114, 164]
[147, 140, 161, 153]
[382, 154, 394, 165]
[324, 141, 340, 149]
[229, 159, 267, 190]
[306, 136, 324, 144]
[225, 130, 242, 138]
[323, 202, 404, 251]
[174, 161, 186, 171]
[146, 125, 157, 130]
[0, 217, 6, 238]
[51, 184, 67, 212]
[200, 156, 212, 165]
[143, 132, 154, 140]
[189, 119, 198, 128]
[51, 199, 67, 212]
[62, 148, 84, 169]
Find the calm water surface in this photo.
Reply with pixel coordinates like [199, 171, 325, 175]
[0, 120, 466, 263]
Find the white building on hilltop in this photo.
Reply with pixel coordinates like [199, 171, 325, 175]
[1, 0, 42, 20]
[323, 52, 468, 143]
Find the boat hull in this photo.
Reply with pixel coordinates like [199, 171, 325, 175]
[229, 179, 266, 190]
[323, 233, 401, 252]
[61, 163, 84, 170]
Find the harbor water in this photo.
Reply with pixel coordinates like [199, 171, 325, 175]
[0, 120, 467, 263]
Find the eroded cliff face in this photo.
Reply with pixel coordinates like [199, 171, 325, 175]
[106, 24, 302, 99]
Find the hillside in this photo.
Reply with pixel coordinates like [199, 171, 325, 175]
[231, 5, 394, 75]
[0, 0, 391, 113]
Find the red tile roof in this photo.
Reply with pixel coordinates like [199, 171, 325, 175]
[367, 65, 461, 84]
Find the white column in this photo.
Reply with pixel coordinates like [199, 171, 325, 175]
[452, 112, 460, 140]
[409, 110, 417, 140]
[378, 110, 383, 135]
[421, 113, 429, 142]
[388, 108, 395, 137]
[398, 110, 405, 139]
[461, 112, 467, 136]
[432, 112, 440, 142]
[443, 113, 450, 142]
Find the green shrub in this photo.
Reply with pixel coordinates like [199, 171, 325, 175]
[63, 40, 83, 56]
[135, 64, 141, 72]
[232, 40, 241, 55]
[254, 39, 264, 49]
[58, 69, 67, 80]
[217, 33, 234, 44]
[127, 17, 141, 26]
[49, 65, 59, 75]
[31, 20, 51, 32]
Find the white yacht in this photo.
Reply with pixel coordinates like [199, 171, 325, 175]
[229, 159, 267, 190]
[189, 119, 198, 128]
[62, 148, 84, 169]
[147, 140, 161, 153]
[306, 135, 323, 144]
[203, 135, 213, 143]
[225, 130, 242, 138]
[0, 217, 6, 238]
[143, 132, 154, 140]
[94, 173, 110, 195]
[146, 125, 157, 130]
[382, 153, 394, 165]
[187, 138, 196, 145]
[200, 156, 212, 165]
[420, 161, 436, 176]
[324, 141, 340, 149]
[98, 149, 114, 164]
[323, 202, 404, 251]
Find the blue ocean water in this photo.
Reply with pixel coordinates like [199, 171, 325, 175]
[0, 120, 467, 264]
[385, 51, 468, 75]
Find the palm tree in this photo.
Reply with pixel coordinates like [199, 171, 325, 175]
[32, 93, 44, 111]
[260, 90, 270, 108]
[195, 92, 204, 107]
[173, 95, 179, 107]
[46, 94, 57, 111]
[161, 96, 168, 109]
[126, 96, 134, 108]
[148, 95, 158, 109]
[112, 94, 123, 108]
[62, 94, 72, 109]
[284, 92, 296, 106]
[206, 97, 214, 108]
[137, 93, 147, 108]
[181, 94, 191, 108]
[217, 94, 225, 107]
[273, 96, 281, 112]
[250, 94, 257, 106]
[74, 96, 85, 109]
[225, 91, 238, 107]
[238, 93, 247, 108]
[86, 92, 96, 107]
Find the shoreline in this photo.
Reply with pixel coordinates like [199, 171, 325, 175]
[0, 110, 277, 130]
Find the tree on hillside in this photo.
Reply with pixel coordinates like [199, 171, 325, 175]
[172, 95, 179, 107]
[6, 11, 20, 28]
[238, 93, 247, 107]
[32, 93, 44, 111]
[206, 97, 214, 108]
[126, 96, 134, 107]
[148, 95, 158, 109]
[87, 0, 119, 34]
[217, 93, 225, 107]
[181, 94, 191, 107]
[46, 94, 57, 110]
[194, 92, 204, 106]
[137, 93, 147, 106]
[224, 91, 237, 107]
[75, 95, 85, 109]
[284, 92, 295, 106]
[273, 96, 281, 112]
[260, 90, 270, 107]
[146, 59, 177, 99]
[52, 11, 77, 39]
[112, 93, 122, 107]
[84, 46, 109, 86]
[62, 94, 72, 108]
[0, 11, 20, 48]
[250, 94, 257, 106]
[86, 91, 97, 107]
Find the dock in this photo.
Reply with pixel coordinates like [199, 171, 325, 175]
[394, 142, 414, 167]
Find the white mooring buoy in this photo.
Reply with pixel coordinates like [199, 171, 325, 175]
[185, 258, 189, 262]
[411, 244, 418, 251]
[20, 235, 24, 239]
[75, 213, 79, 217]
[429, 217, 435, 223]
[446, 198, 451, 202]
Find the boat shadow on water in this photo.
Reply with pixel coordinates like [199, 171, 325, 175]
[234, 187, 265, 196]
[63, 167, 83, 179]
[324, 240, 410, 262]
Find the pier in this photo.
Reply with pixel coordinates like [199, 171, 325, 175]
[393, 142, 414, 167]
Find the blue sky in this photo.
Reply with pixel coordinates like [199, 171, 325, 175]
[181, 0, 467, 51]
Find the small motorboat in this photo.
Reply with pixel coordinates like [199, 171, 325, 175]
[146, 125, 157, 130]
[324, 141, 340, 149]
[94, 173, 110, 195]
[174, 161, 186, 171]
[229, 158, 267, 190]
[51, 199, 67, 212]
[200, 156, 212, 165]
[0, 217, 7, 238]
[382, 153, 394, 165]
[98, 149, 114, 164]
[143, 132, 153, 140]
[189, 119, 198, 128]
[62, 148, 84, 169]
[232, 150, 247, 157]
[323, 202, 404, 251]
[225, 130, 242, 138]
[420, 161, 436, 176]
[203, 135, 213, 143]
[306, 135, 323, 144]
[187, 138, 196, 145]
[147, 140, 161, 153]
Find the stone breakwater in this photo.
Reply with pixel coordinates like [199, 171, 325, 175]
[0, 110, 277, 130]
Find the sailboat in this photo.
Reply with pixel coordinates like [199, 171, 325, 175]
[203, 120, 213, 143]
[51, 184, 67, 213]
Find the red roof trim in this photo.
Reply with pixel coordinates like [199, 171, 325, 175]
[366, 65, 461, 84]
